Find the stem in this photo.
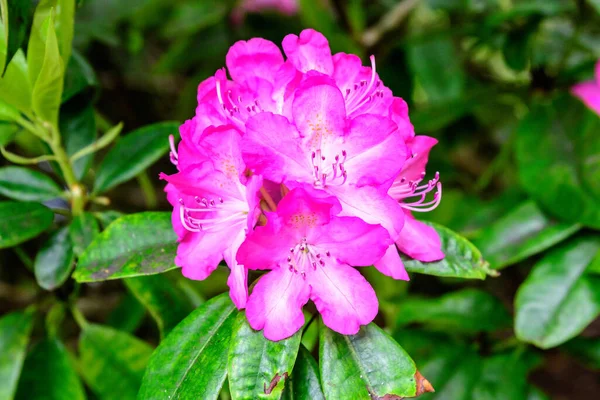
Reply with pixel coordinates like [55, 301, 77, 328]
[70, 304, 88, 329]
[302, 313, 318, 335]
[13, 246, 34, 271]
[136, 171, 158, 209]
[259, 187, 277, 212]
[362, 0, 421, 47]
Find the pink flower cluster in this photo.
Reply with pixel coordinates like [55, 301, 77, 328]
[161, 29, 444, 341]
[572, 60, 600, 116]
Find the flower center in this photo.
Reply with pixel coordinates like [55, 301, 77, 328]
[311, 148, 348, 188]
[344, 56, 386, 116]
[286, 238, 331, 279]
[389, 171, 442, 212]
[178, 196, 248, 233]
[215, 80, 263, 129]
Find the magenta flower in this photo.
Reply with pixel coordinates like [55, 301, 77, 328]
[237, 187, 390, 340]
[231, 0, 298, 24]
[572, 60, 600, 116]
[161, 126, 262, 309]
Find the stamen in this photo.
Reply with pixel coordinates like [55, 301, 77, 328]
[169, 135, 178, 165]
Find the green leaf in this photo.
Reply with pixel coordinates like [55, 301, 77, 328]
[0, 99, 19, 121]
[93, 121, 179, 194]
[320, 322, 422, 399]
[402, 221, 494, 280]
[527, 386, 550, 400]
[15, 338, 86, 400]
[79, 324, 153, 400]
[61, 50, 98, 103]
[54, 0, 74, 65]
[106, 292, 146, 333]
[59, 102, 97, 180]
[124, 274, 194, 338]
[138, 294, 237, 400]
[0, 49, 32, 114]
[31, 14, 64, 128]
[516, 94, 600, 229]
[562, 336, 600, 370]
[0, 121, 18, 146]
[474, 200, 580, 269]
[472, 353, 529, 400]
[586, 0, 600, 14]
[34, 226, 74, 290]
[407, 36, 465, 104]
[1, 0, 32, 75]
[281, 345, 325, 400]
[0, 309, 34, 400]
[161, 0, 226, 38]
[73, 212, 177, 282]
[515, 236, 600, 349]
[0, 201, 54, 249]
[228, 312, 302, 399]
[0, 166, 63, 201]
[396, 288, 511, 334]
[69, 212, 99, 257]
[93, 210, 124, 228]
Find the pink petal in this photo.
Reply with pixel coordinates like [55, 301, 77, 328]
[343, 114, 407, 188]
[246, 266, 310, 341]
[197, 125, 246, 180]
[224, 231, 249, 309]
[164, 183, 187, 240]
[277, 185, 342, 229]
[226, 38, 284, 84]
[389, 97, 415, 141]
[308, 216, 391, 266]
[282, 29, 334, 75]
[243, 112, 312, 183]
[176, 229, 230, 280]
[572, 81, 600, 116]
[374, 245, 409, 280]
[332, 52, 365, 90]
[595, 60, 600, 84]
[329, 184, 405, 240]
[396, 211, 444, 262]
[398, 135, 438, 184]
[291, 78, 347, 141]
[309, 261, 378, 335]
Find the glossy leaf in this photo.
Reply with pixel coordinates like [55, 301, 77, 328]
[138, 294, 237, 400]
[1, 0, 31, 75]
[31, 13, 64, 128]
[228, 312, 302, 399]
[0, 99, 19, 122]
[93, 122, 179, 194]
[0, 309, 34, 400]
[0, 166, 63, 201]
[515, 236, 600, 348]
[61, 51, 98, 103]
[0, 201, 54, 249]
[79, 324, 153, 400]
[0, 49, 32, 114]
[474, 200, 580, 269]
[472, 353, 529, 400]
[281, 345, 325, 400]
[15, 338, 86, 400]
[73, 212, 177, 282]
[516, 95, 600, 229]
[396, 288, 511, 333]
[69, 212, 99, 257]
[59, 102, 97, 180]
[402, 222, 494, 280]
[320, 322, 423, 399]
[34, 226, 74, 290]
[124, 274, 194, 338]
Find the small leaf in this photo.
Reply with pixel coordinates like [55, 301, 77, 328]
[515, 236, 600, 348]
[228, 312, 302, 399]
[138, 293, 237, 400]
[73, 212, 177, 282]
[93, 122, 179, 194]
[79, 324, 153, 400]
[1, 0, 32, 75]
[124, 274, 194, 338]
[15, 338, 86, 400]
[0, 166, 63, 201]
[0, 49, 32, 114]
[320, 322, 423, 399]
[562, 336, 600, 370]
[281, 345, 325, 400]
[31, 13, 64, 128]
[0, 201, 54, 249]
[396, 288, 511, 333]
[0, 309, 35, 400]
[61, 50, 98, 103]
[69, 212, 99, 257]
[34, 226, 74, 290]
[402, 221, 494, 279]
[59, 102, 97, 180]
[474, 200, 580, 269]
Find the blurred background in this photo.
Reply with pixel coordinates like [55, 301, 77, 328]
[1, 0, 600, 399]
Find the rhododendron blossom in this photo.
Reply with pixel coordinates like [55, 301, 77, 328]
[162, 28, 445, 340]
[572, 60, 600, 116]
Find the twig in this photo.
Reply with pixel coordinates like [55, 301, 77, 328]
[362, 0, 422, 48]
